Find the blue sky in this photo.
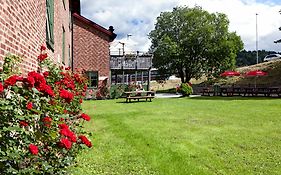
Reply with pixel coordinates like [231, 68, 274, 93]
[256, 0, 281, 5]
[81, 0, 281, 53]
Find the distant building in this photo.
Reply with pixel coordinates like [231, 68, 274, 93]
[110, 52, 154, 89]
[72, 12, 116, 88]
[0, 0, 74, 74]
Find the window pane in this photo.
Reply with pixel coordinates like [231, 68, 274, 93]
[87, 71, 98, 88]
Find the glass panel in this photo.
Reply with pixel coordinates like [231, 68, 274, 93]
[87, 71, 98, 88]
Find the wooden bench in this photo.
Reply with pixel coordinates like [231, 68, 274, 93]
[202, 87, 214, 96]
[125, 91, 155, 102]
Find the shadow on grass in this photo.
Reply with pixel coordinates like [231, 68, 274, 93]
[189, 96, 280, 101]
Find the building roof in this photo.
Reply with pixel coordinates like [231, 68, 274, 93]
[73, 13, 117, 41]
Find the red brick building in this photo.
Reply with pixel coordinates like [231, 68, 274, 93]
[0, 0, 74, 74]
[73, 13, 116, 88]
[0, 0, 115, 90]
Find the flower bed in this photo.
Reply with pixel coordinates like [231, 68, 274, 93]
[0, 46, 92, 174]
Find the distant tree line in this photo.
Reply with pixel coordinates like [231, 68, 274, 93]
[236, 50, 280, 67]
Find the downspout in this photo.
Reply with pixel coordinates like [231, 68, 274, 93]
[70, 2, 74, 72]
[71, 16, 74, 72]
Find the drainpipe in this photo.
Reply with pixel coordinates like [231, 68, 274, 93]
[71, 16, 74, 72]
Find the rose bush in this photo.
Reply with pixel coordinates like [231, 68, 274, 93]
[0, 47, 92, 174]
[176, 82, 193, 97]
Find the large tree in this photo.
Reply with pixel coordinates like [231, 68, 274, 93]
[149, 6, 243, 83]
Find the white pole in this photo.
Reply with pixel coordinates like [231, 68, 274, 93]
[256, 13, 259, 64]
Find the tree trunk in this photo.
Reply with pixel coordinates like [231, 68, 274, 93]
[185, 70, 191, 83]
[178, 68, 185, 83]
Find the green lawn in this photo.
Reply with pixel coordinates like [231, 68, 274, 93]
[71, 97, 281, 175]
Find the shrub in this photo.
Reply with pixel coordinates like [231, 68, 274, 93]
[96, 78, 110, 100]
[0, 47, 92, 174]
[110, 84, 128, 99]
[177, 82, 193, 96]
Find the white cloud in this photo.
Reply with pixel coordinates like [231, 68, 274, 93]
[80, 0, 281, 52]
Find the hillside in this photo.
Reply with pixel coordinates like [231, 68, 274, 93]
[151, 59, 281, 91]
[230, 60, 281, 86]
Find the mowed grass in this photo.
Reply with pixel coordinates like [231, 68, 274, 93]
[71, 97, 281, 175]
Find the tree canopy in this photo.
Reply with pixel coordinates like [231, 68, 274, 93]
[149, 6, 243, 83]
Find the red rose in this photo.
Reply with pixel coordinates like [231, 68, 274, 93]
[38, 53, 48, 62]
[42, 116, 52, 127]
[60, 128, 70, 136]
[23, 76, 35, 88]
[43, 71, 49, 77]
[79, 99, 83, 103]
[40, 45, 46, 51]
[59, 138, 72, 149]
[68, 131, 77, 142]
[43, 84, 55, 97]
[80, 113, 90, 121]
[74, 73, 83, 84]
[59, 89, 74, 103]
[78, 135, 92, 148]
[0, 83, 3, 93]
[65, 67, 71, 70]
[26, 102, 33, 110]
[58, 123, 69, 130]
[29, 144, 39, 155]
[4, 75, 23, 87]
[19, 121, 29, 127]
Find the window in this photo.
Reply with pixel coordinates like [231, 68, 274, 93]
[46, 0, 54, 50]
[87, 71, 98, 88]
[62, 27, 65, 64]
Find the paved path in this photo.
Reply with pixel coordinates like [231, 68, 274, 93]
[155, 93, 182, 98]
[155, 93, 202, 98]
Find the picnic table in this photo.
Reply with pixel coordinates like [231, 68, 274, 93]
[125, 91, 155, 102]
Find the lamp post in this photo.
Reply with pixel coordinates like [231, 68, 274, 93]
[256, 13, 259, 64]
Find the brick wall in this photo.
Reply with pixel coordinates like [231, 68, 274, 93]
[73, 17, 111, 79]
[0, 0, 72, 74]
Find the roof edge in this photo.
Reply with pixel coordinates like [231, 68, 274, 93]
[73, 13, 116, 41]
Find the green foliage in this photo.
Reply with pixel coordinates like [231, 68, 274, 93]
[176, 83, 193, 96]
[236, 49, 279, 67]
[0, 54, 22, 80]
[110, 84, 128, 99]
[149, 6, 244, 82]
[0, 51, 92, 174]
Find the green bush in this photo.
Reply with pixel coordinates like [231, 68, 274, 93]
[177, 83, 193, 96]
[110, 84, 128, 99]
